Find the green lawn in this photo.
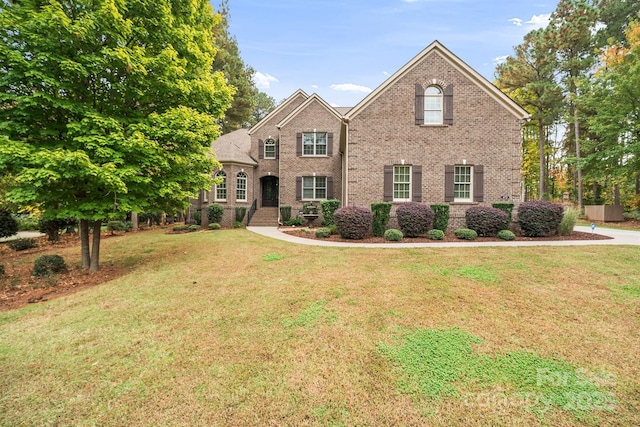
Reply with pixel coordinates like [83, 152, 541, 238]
[1, 229, 638, 426]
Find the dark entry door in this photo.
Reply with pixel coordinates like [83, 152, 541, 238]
[262, 176, 278, 207]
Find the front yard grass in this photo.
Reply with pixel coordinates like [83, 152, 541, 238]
[0, 229, 638, 426]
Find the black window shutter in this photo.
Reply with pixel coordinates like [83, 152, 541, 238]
[327, 133, 333, 157]
[276, 139, 280, 159]
[412, 165, 422, 202]
[444, 165, 454, 202]
[326, 176, 334, 199]
[258, 139, 264, 159]
[383, 165, 393, 202]
[296, 176, 302, 201]
[415, 83, 424, 125]
[296, 133, 302, 157]
[473, 165, 484, 202]
[444, 84, 454, 125]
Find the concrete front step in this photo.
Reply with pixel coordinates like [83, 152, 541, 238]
[249, 207, 279, 226]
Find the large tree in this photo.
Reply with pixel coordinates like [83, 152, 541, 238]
[0, 0, 233, 271]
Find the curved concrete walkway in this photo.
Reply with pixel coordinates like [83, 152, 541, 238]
[247, 225, 640, 248]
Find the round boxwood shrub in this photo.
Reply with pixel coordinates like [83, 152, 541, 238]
[208, 222, 221, 230]
[497, 229, 516, 241]
[0, 210, 19, 239]
[207, 203, 224, 223]
[465, 206, 508, 237]
[454, 228, 478, 240]
[518, 200, 564, 237]
[427, 229, 445, 240]
[334, 206, 373, 240]
[384, 229, 403, 241]
[173, 224, 189, 232]
[188, 224, 200, 231]
[33, 254, 67, 277]
[315, 227, 332, 238]
[8, 238, 37, 251]
[396, 202, 434, 237]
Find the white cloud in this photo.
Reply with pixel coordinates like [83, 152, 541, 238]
[509, 18, 523, 27]
[311, 84, 319, 89]
[493, 55, 509, 66]
[525, 14, 551, 29]
[329, 83, 372, 93]
[382, 71, 389, 76]
[253, 71, 279, 90]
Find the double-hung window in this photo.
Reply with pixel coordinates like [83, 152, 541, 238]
[424, 86, 443, 125]
[303, 176, 327, 200]
[454, 165, 472, 202]
[393, 166, 411, 202]
[264, 138, 276, 159]
[303, 132, 327, 156]
[236, 172, 247, 202]
[214, 171, 226, 201]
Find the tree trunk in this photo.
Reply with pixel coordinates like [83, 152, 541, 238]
[90, 219, 102, 272]
[131, 212, 139, 231]
[79, 219, 91, 270]
[538, 120, 546, 199]
[574, 104, 583, 209]
[614, 184, 620, 206]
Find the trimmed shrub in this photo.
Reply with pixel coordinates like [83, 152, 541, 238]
[188, 224, 200, 231]
[208, 222, 221, 230]
[106, 220, 126, 234]
[122, 221, 133, 232]
[384, 229, 403, 241]
[315, 227, 332, 238]
[0, 210, 19, 238]
[232, 221, 245, 228]
[518, 200, 564, 237]
[235, 207, 247, 222]
[8, 238, 37, 251]
[497, 230, 516, 241]
[38, 218, 71, 242]
[430, 204, 450, 232]
[465, 206, 508, 237]
[558, 207, 578, 236]
[206, 203, 224, 223]
[192, 210, 201, 224]
[371, 202, 392, 237]
[396, 203, 434, 237]
[427, 229, 445, 240]
[492, 202, 514, 226]
[320, 199, 341, 226]
[280, 206, 292, 223]
[334, 206, 373, 240]
[284, 217, 304, 226]
[33, 255, 67, 277]
[454, 228, 478, 240]
[173, 224, 189, 232]
[139, 211, 162, 226]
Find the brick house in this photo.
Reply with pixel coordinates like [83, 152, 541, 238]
[193, 41, 529, 228]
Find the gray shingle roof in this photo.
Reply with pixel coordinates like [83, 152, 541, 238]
[211, 128, 257, 166]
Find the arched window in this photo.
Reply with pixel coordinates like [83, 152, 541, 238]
[214, 171, 226, 201]
[424, 86, 443, 124]
[264, 138, 276, 159]
[236, 172, 247, 202]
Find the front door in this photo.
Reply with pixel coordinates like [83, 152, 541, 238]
[262, 176, 278, 207]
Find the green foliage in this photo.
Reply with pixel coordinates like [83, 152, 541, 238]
[492, 202, 515, 225]
[33, 255, 67, 278]
[207, 203, 224, 224]
[430, 204, 450, 232]
[371, 202, 392, 237]
[139, 211, 162, 226]
[284, 217, 304, 226]
[334, 206, 373, 240]
[497, 229, 516, 241]
[192, 211, 202, 224]
[427, 229, 445, 240]
[173, 225, 190, 232]
[281, 300, 334, 329]
[383, 229, 403, 241]
[320, 199, 340, 226]
[302, 202, 318, 214]
[188, 225, 201, 232]
[7, 238, 37, 251]
[232, 221, 245, 229]
[396, 203, 434, 237]
[454, 228, 478, 241]
[280, 206, 292, 223]
[208, 223, 221, 230]
[558, 207, 578, 236]
[106, 221, 126, 235]
[235, 207, 247, 222]
[16, 216, 39, 231]
[465, 206, 508, 237]
[262, 253, 286, 262]
[315, 227, 332, 238]
[518, 200, 564, 237]
[0, 210, 18, 239]
[38, 218, 72, 242]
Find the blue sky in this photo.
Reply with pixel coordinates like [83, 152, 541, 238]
[222, 0, 557, 107]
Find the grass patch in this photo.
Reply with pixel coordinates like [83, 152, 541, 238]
[0, 229, 637, 425]
[262, 253, 286, 262]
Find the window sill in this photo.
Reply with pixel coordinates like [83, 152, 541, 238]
[450, 201, 478, 205]
[419, 124, 449, 128]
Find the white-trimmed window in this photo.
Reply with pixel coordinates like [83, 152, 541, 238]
[214, 171, 226, 201]
[303, 132, 327, 156]
[424, 86, 443, 125]
[264, 138, 276, 159]
[394, 165, 411, 201]
[236, 172, 247, 202]
[454, 165, 472, 202]
[303, 176, 327, 200]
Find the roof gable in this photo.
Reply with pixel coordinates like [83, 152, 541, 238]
[212, 128, 257, 166]
[248, 89, 309, 135]
[276, 93, 343, 129]
[344, 40, 529, 121]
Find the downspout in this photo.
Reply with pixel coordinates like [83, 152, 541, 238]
[344, 119, 349, 207]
